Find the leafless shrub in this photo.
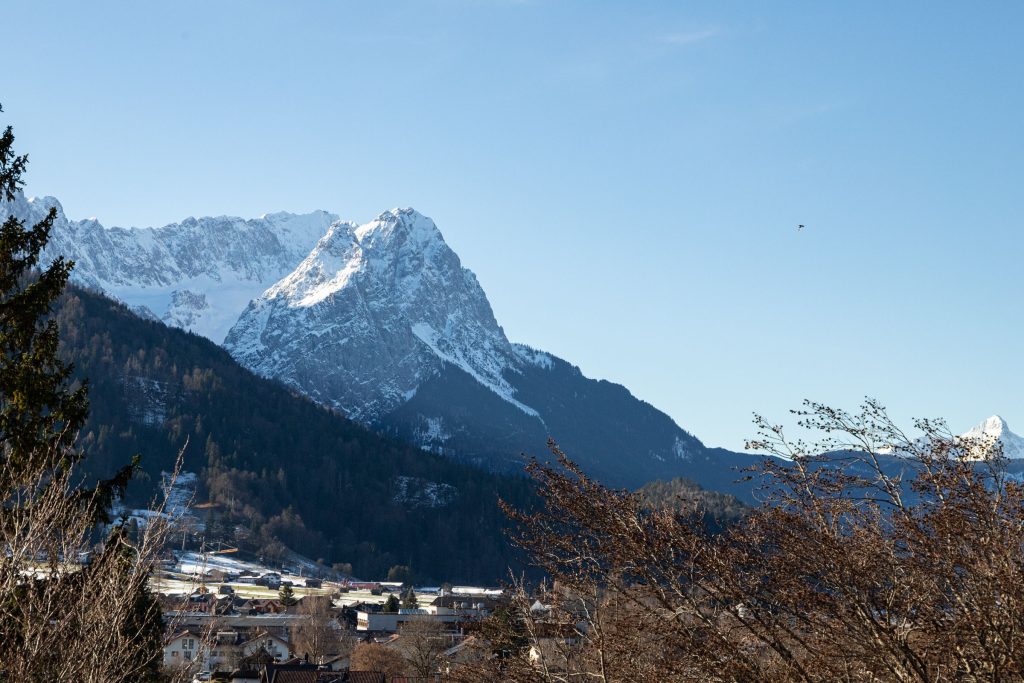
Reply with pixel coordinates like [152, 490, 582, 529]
[351, 640, 407, 677]
[0, 447, 183, 682]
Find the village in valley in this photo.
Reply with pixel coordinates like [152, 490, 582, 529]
[154, 546, 516, 682]
[136, 472, 545, 682]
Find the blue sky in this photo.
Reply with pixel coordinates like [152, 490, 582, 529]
[4, 1, 1022, 449]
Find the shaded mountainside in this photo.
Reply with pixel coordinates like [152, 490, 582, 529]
[379, 350, 711, 488]
[55, 286, 534, 583]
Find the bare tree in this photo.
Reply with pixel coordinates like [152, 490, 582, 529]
[0, 445, 183, 682]
[291, 595, 351, 664]
[469, 400, 1024, 682]
[398, 618, 449, 678]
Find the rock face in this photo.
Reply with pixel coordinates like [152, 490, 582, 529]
[2, 194, 748, 488]
[224, 209, 526, 423]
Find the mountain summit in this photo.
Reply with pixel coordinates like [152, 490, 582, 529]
[961, 415, 1024, 460]
[221, 206, 714, 486]
[225, 208, 529, 423]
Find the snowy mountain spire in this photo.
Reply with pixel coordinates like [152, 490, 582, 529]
[961, 415, 1024, 459]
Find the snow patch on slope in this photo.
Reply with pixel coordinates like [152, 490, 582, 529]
[512, 343, 554, 370]
[413, 415, 451, 454]
[412, 322, 539, 417]
[673, 436, 691, 461]
[123, 376, 171, 427]
[393, 475, 457, 508]
[115, 471, 201, 530]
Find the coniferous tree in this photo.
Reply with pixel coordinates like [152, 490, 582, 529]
[401, 587, 419, 610]
[278, 583, 297, 606]
[383, 593, 400, 613]
[0, 103, 166, 682]
[0, 107, 87, 494]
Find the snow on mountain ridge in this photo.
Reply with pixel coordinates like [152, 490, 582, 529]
[878, 415, 1024, 461]
[264, 221, 362, 307]
[354, 207, 445, 246]
[0, 193, 339, 343]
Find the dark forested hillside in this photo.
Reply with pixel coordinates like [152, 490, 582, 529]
[54, 286, 535, 583]
[637, 477, 749, 531]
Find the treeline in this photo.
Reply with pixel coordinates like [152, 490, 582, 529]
[54, 286, 535, 583]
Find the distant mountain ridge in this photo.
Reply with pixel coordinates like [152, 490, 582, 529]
[2, 193, 752, 489]
[2, 193, 337, 342]
[876, 415, 1024, 463]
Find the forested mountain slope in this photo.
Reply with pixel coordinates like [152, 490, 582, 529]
[55, 286, 534, 582]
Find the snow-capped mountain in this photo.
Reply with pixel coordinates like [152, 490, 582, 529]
[2, 193, 752, 489]
[960, 415, 1024, 460]
[222, 206, 720, 485]
[0, 193, 338, 343]
[877, 414, 1024, 462]
[225, 208, 531, 423]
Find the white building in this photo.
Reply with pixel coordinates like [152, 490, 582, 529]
[163, 629, 290, 673]
[240, 631, 290, 661]
[163, 630, 203, 670]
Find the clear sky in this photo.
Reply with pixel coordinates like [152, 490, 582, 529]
[3, 1, 1022, 450]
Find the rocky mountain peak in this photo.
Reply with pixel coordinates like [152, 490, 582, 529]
[225, 206, 521, 422]
[355, 207, 444, 248]
[976, 415, 1009, 435]
[263, 221, 361, 307]
[0, 195, 341, 342]
[0, 193, 64, 229]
